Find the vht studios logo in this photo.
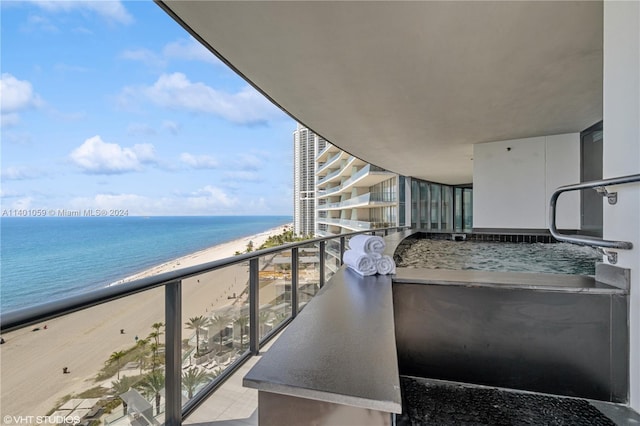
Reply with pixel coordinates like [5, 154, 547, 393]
[3, 415, 81, 425]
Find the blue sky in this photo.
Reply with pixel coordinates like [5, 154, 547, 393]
[1, 0, 296, 216]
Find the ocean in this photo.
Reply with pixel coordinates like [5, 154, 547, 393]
[0, 216, 291, 312]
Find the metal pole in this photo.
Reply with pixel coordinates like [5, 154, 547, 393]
[165, 281, 182, 426]
[291, 248, 299, 318]
[339, 236, 346, 266]
[249, 258, 260, 355]
[319, 241, 326, 289]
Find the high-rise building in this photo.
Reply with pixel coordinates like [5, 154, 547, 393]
[293, 124, 326, 236]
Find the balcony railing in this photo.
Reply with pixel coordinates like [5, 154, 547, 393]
[316, 168, 341, 186]
[0, 226, 408, 426]
[317, 192, 398, 210]
[316, 152, 342, 174]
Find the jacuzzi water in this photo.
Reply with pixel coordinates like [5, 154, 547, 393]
[395, 239, 601, 275]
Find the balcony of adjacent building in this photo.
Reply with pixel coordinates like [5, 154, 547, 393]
[316, 165, 394, 199]
[315, 151, 349, 175]
[315, 143, 340, 164]
[317, 192, 397, 211]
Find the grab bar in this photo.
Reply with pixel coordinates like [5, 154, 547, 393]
[549, 173, 640, 255]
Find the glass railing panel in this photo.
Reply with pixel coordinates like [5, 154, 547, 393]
[1, 287, 166, 426]
[180, 263, 250, 406]
[324, 239, 341, 283]
[258, 250, 292, 339]
[297, 243, 320, 312]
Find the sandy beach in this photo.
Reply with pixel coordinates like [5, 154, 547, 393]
[0, 223, 291, 418]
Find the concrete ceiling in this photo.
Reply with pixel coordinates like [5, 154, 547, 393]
[159, 1, 603, 185]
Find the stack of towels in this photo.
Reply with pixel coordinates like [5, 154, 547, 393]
[342, 234, 397, 276]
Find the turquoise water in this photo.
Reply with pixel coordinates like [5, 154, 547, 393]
[395, 239, 601, 275]
[0, 216, 291, 312]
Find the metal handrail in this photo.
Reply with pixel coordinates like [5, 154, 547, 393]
[549, 173, 640, 250]
[0, 225, 408, 425]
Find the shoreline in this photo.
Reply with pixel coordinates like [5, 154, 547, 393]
[108, 222, 293, 286]
[0, 222, 293, 418]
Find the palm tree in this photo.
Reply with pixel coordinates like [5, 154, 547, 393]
[259, 310, 272, 336]
[148, 341, 159, 372]
[210, 314, 230, 354]
[181, 367, 214, 399]
[150, 322, 164, 347]
[137, 371, 164, 415]
[234, 315, 249, 350]
[108, 350, 126, 380]
[135, 338, 150, 374]
[111, 375, 136, 416]
[185, 316, 210, 357]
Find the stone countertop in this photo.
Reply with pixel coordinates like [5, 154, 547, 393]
[243, 266, 402, 414]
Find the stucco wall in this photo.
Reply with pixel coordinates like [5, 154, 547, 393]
[473, 134, 580, 230]
[603, 1, 639, 410]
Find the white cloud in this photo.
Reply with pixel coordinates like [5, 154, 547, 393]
[121, 48, 165, 68]
[67, 187, 242, 215]
[1, 73, 43, 126]
[187, 185, 237, 211]
[1, 166, 41, 180]
[26, 1, 133, 25]
[236, 153, 263, 170]
[68, 193, 177, 216]
[69, 135, 156, 174]
[127, 123, 157, 137]
[180, 153, 219, 169]
[162, 120, 181, 135]
[163, 37, 221, 65]
[24, 14, 59, 32]
[120, 73, 282, 125]
[53, 63, 90, 73]
[1, 113, 21, 127]
[9, 197, 34, 210]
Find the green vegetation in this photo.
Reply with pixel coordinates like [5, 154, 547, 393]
[137, 370, 164, 415]
[235, 226, 312, 255]
[185, 315, 210, 357]
[210, 313, 230, 354]
[234, 315, 249, 350]
[258, 227, 312, 250]
[77, 386, 110, 399]
[182, 367, 216, 399]
[107, 350, 126, 380]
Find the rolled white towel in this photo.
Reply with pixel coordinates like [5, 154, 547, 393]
[376, 255, 396, 275]
[343, 249, 378, 276]
[348, 234, 385, 254]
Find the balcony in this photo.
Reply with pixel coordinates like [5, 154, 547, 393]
[316, 152, 343, 175]
[315, 144, 338, 163]
[0, 227, 407, 426]
[317, 192, 398, 211]
[315, 168, 341, 186]
[317, 165, 395, 199]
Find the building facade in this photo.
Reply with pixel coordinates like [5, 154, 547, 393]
[293, 124, 326, 236]
[315, 143, 400, 236]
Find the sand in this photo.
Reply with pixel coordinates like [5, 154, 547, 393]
[0, 223, 292, 418]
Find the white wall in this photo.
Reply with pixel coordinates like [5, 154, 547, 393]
[473, 134, 580, 230]
[603, 1, 640, 410]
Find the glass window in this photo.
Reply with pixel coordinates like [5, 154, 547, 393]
[441, 185, 453, 230]
[430, 183, 440, 229]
